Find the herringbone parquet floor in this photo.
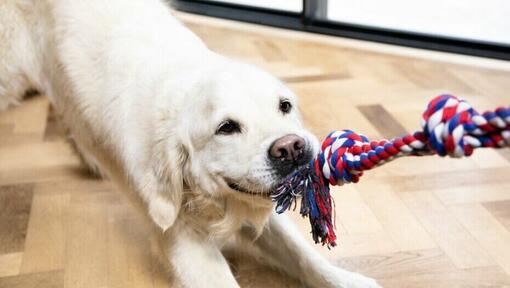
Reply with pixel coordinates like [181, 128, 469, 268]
[1, 11, 510, 288]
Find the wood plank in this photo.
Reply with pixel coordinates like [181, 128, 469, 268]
[0, 252, 23, 278]
[0, 123, 14, 135]
[107, 204, 157, 288]
[0, 164, 91, 187]
[0, 184, 34, 254]
[281, 72, 350, 83]
[357, 183, 436, 251]
[358, 104, 408, 139]
[469, 148, 509, 168]
[0, 141, 80, 172]
[253, 39, 286, 62]
[392, 61, 475, 94]
[498, 148, 510, 163]
[320, 231, 400, 259]
[11, 96, 49, 135]
[388, 166, 509, 192]
[379, 266, 510, 288]
[449, 67, 510, 100]
[398, 190, 494, 269]
[19, 184, 70, 274]
[43, 106, 67, 142]
[64, 191, 109, 288]
[434, 183, 510, 205]
[483, 200, 510, 231]
[294, 82, 382, 138]
[0, 133, 47, 148]
[335, 249, 456, 279]
[0, 270, 63, 288]
[289, 206, 398, 259]
[150, 236, 172, 288]
[450, 204, 510, 274]
[330, 185, 384, 235]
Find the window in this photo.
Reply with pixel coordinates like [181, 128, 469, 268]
[170, 0, 510, 60]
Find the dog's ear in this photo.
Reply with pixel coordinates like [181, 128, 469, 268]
[148, 128, 190, 232]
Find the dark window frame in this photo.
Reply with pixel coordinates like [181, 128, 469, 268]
[169, 0, 510, 61]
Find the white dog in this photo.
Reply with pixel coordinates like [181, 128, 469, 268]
[0, 1, 380, 287]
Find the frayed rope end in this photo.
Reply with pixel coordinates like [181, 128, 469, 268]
[272, 161, 337, 247]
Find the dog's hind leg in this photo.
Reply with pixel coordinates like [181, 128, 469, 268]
[0, 1, 41, 111]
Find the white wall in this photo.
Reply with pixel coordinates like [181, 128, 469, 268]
[328, 0, 510, 45]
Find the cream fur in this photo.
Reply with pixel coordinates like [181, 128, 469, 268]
[0, 1, 380, 287]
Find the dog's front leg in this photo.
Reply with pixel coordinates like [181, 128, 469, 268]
[234, 213, 381, 288]
[159, 220, 240, 288]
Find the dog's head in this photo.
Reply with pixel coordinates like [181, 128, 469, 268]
[152, 61, 319, 230]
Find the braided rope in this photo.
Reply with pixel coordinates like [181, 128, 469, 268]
[273, 94, 510, 247]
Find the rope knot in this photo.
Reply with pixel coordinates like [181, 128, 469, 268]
[319, 130, 369, 186]
[422, 94, 477, 157]
[422, 94, 510, 157]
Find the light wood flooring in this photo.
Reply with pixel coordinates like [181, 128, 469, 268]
[1, 11, 510, 288]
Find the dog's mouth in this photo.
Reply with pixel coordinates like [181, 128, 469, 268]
[226, 180, 271, 198]
[228, 182, 249, 193]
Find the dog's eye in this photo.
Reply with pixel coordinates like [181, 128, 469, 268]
[216, 120, 241, 135]
[279, 99, 292, 114]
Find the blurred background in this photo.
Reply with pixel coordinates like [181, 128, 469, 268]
[171, 0, 510, 60]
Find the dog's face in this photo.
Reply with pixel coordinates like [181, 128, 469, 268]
[175, 63, 319, 201]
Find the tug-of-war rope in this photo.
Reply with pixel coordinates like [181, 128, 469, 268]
[272, 94, 510, 247]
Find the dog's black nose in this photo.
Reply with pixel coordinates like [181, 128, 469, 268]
[269, 134, 311, 178]
[269, 134, 305, 161]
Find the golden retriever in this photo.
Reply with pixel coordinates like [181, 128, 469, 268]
[0, 0, 380, 287]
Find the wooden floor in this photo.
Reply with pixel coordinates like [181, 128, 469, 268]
[1, 11, 510, 288]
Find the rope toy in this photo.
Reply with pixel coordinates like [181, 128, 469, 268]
[272, 94, 510, 247]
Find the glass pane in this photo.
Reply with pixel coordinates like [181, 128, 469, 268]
[206, 0, 302, 12]
[326, 0, 510, 45]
